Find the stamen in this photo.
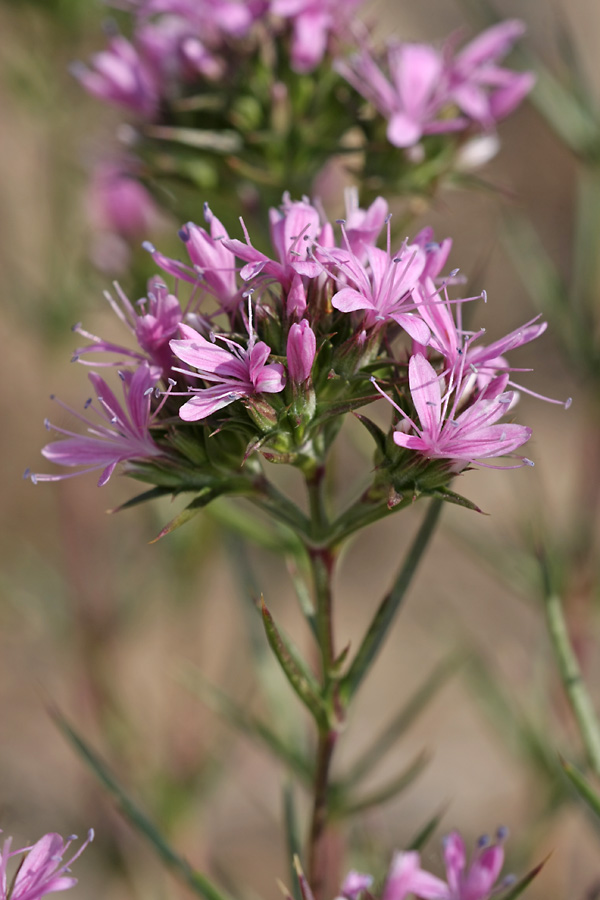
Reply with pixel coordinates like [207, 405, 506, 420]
[142, 241, 156, 254]
[477, 835, 490, 848]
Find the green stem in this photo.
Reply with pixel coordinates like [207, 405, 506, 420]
[543, 586, 600, 777]
[304, 465, 341, 900]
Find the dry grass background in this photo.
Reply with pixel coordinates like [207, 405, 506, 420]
[1, 1, 600, 898]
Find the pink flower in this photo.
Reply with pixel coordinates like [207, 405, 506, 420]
[71, 35, 159, 117]
[28, 364, 165, 486]
[449, 21, 535, 127]
[0, 830, 93, 900]
[271, 0, 364, 72]
[336, 43, 466, 148]
[224, 194, 324, 292]
[381, 851, 448, 900]
[342, 188, 389, 261]
[384, 353, 532, 467]
[379, 828, 516, 900]
[169, 318, 286, 421]
[328, 238, 430, 343]
[287, 319, 316, 383]
[144, 203, 239, 312]
[74, 278, 182, 379]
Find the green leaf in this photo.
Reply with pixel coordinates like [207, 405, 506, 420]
[108, 486, 173, 514]
[179, 666, 312, 783]
[407, 808, 446, 851]
[341, 498, 443, 701]
[261, 598, 327, 727]
[430, 487, 485, 514]
[151, 479, 257, 542]
[52, 711, 234, 900]
[560, 756, 600, 819]
[283, 785, 303, 900]
[332, 751, 428, 818]
[344, 655, 460, 785]
[499, 856, 548, 900]
[353, 413, 388, 456]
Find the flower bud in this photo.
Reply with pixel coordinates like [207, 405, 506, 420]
[287, 320, 316, 383]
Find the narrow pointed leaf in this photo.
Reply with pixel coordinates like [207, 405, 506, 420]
[108, 485, 173, 513]
[150, 489, 217, 542]
[499, 856, 549, 900]
[145, 124, 242, 154]
[430, 487, 484, 514]
[408, 807, 446, 851]
[333, 751, 428, 818]
[345, 655, 460, 785]
[261, 599, 327, 726]
[353, 413, 388, 455]
[179, 666, 312, 783]
[283, 785, 303, 900]
[341, 498, 443, 701]
[52, 711, 233, 900]
[560, 757, 600, 819]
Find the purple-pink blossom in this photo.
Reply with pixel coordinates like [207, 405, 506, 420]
[378, 828, 516, 900]
[336, 21, 533, 148]
[71, 35, 159, 117]
[74, 278, 182, 379]
[381, 353, 532, 468]
[0, 830, 93, 900]
[169, 318, 286, 421]
[287, 320, 316, 383]
[29, 364, 165, 486]
[271, 0, 364, 72]
[144, 203, 240, 312]
[448, 21, 535, 128]
[328, 236, 430, 343]
[224, 194, 324, 292]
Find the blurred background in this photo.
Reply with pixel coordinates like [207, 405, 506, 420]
[1, 1, 600, 898]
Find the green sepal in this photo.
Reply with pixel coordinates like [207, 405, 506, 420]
[260, 598, 328, 727]
[52, 710, 234, 900]
[179, 665, 312, 784]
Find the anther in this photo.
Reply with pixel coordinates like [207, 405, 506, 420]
[144, 387, 154, 396]
[44, 418, 51, 430]
[481, 289, 487, 303]
[84, 398, 92, 408]
[71, 354, 80, 363]
[523, 458, 535, 467]
[335, 218, 346, 225]
[142, 241, 156, 254]
[154, 387, 161, 398]
[23, 467, 31, 480]
[477, 835, 490, 849]
[71, 322, 82, 332]
[118, 371, 126, 380]
[168, 377, 177, 386]
[50, 394, 55, 400]
[565, 397, 572, 409]
[178, 226, 191, 242]
[110, 416, 118, 424]
[496, 826, 509, 841]
[450, 268, 460, 277]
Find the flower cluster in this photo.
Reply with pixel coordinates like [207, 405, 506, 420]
[30, 189, 567, 521]
[72, 5, 534, 225]
[0, 830, 93, 900]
